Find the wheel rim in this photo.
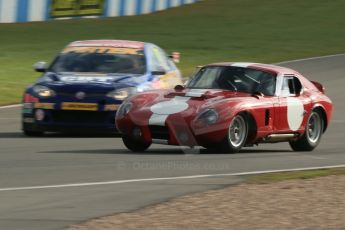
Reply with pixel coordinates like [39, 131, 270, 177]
[228, 115, 246, 147]
[307, 112, 322, 144]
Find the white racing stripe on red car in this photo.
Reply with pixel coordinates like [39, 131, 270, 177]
[149, 96, 190, 126]
[148, 88, 210, 127]
[149, 114, 169, 126]
[150, 96, 190, 115]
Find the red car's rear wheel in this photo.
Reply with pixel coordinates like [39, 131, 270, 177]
[289, 110, 323, 151]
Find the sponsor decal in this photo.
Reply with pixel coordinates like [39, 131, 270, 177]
[51, 0, 104, 18]
[104, 104, 120, 111]
[61, 102, 98, 111]
[70, 41, 144, 49]
[59, 76, 114, 83]
[62, 47, 144, 55]
[34, 103, 55, 110]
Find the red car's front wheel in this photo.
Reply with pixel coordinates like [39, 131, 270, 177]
[206, 114, 248, 153]
[122, 135, 151, 152]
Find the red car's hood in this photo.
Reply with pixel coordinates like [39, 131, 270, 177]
[131, 88, 254, 117]
[126, 88, 257, 134]
[164, 88, 252, 99]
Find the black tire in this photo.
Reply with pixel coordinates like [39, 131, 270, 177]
[23, 130, 44, 137]
[22, 122, 44, 136]
[289, 110, 323, 151]
[122, 135, 151, 152]
[202, 144, 222, 153]
[218, 114, 248, 153]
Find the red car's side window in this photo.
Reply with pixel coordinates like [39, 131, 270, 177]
[281, 76, 303, 97]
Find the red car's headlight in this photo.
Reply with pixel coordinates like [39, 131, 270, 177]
[196, 109, 219, 125]
[116, 102, 133, 118]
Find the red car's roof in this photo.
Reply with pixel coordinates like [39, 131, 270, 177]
[205, 62, 297, 75]
[68, 40, 145, 49]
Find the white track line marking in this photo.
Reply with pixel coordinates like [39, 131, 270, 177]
[332, 120, 345, 123]
[0, 104, 21, 109]
[305, 155, 328, 160]
[1, 164, 345, 192]
[275, 53, 345, 65]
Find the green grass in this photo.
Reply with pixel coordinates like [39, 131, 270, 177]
[246, 167, 345, 184]
[0, 0, 344, 105]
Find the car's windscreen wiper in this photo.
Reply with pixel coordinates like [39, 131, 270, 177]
[244, 73, 260, 84]
[45, 72, 60, 81]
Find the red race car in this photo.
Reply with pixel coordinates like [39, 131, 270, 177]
[116, 62, 333, 153]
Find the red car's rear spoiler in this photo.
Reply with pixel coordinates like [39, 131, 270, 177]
[311, 80, 325, 93]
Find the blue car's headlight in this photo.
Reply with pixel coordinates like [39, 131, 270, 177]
[116, 101, 133, 118]
[107, 87, 137, 100]
[197, 109, 219, 125]
[33, 85, 56, 98]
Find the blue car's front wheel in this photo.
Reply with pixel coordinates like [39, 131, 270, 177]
[22, 122, 44, 136]
[23, 129, 44, 137]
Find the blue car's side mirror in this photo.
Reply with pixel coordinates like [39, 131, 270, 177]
[33, 61, 47, 72]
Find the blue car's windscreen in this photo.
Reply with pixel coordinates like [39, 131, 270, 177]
[187, 66, 276, 96]
[49, 47, 146, 75]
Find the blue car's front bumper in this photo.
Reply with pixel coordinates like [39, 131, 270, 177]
[22, 102, 120, 133]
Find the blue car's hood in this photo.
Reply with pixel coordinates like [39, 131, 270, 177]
[36, 72, 143, 92]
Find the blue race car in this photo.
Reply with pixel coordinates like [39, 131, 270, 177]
[22, 40, 182, 135]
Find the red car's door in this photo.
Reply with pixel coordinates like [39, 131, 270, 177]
[275, 75, 312, 132]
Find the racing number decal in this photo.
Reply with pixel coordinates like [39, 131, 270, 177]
[286, 98, 304, 131]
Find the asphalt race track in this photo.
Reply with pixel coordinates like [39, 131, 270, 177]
[1, 55, 345, 230]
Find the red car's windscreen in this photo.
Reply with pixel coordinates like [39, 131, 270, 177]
[187, 66, 276, 96]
